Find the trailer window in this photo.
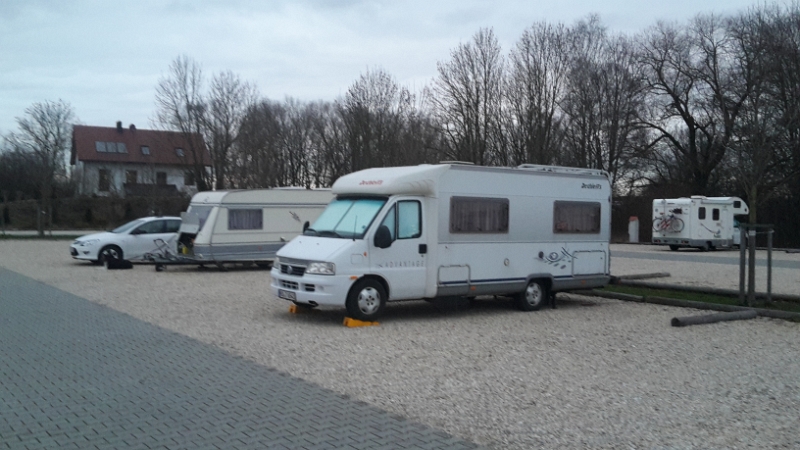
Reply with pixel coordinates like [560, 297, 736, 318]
[712, 208, 720, 220]
[698, 207, 706, 220]
[734, 200, 741, 208]
[228, 209, 263, 230]
[450, 197, 509, 234]
[553, 201, 601, 234]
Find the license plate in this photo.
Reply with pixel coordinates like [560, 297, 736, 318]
[278, 289, 296, 301]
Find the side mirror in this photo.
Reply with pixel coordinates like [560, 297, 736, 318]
[373, 225, 393, 249]
[303, 221, 310, 232]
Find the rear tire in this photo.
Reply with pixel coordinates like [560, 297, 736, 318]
[516, 279, 548, 311]
[345, 279, 387, 321]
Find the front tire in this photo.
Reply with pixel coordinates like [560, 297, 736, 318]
[516, 279, 548, 311]
[346, 279, 387, 321]
[99, 245, 123, 263]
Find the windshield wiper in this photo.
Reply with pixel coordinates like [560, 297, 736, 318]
[304, 227, 319, 236]
[317, 230, 344, 238]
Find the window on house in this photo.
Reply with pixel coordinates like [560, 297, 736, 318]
[553, 201, 601, 234]
[450, 197, 509, 233]
[699, 207, 706, 220]
[713, 208, 720, 221]
[228, 209, 263, 230]
[115, 143, 127, 153]
[141, 146, 150, 155]
[184, 171, 195, 186]
[98, 169, 110, 191]
[126, 170, 137, 185]
[156, 172, 167, 185]
[175, 148, 185, 157]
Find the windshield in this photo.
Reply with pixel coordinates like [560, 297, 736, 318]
[186, 205, 213, 230]
[304, 197, 387, 239]
[111, 218, 147, 234]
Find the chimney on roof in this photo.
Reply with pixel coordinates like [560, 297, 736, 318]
[129, 124, 136, 132]
[116, 121, 123, 133]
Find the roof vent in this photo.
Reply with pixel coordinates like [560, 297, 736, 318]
[116, 121, 123, 133]
[129, 124, 136, 132]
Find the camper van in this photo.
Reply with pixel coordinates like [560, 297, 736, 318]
[177, 188, 333, 267]
[651, 196, 749, 251]
[270, 163, 611, 320]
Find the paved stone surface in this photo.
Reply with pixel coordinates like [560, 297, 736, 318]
[0, 267, 481, 450]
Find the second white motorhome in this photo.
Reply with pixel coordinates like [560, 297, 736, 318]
[651, 196, 749, 251]
[177, 188, 333, 267]
[271, 163, 611, 320]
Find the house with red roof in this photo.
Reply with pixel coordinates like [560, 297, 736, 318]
[71, 122, 211, 198]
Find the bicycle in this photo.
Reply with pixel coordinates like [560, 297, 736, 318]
[653, 213, 685, 232]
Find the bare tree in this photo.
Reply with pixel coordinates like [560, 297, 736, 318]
[153, 55, 210, 191]
[431, 28, 505, 165]
[205, 71, 258, 189]
[232, 99, 285, 188]
[339, 68, 412, 171]
[4, 99, 75, 235]
[638, 15, 754, 194]
[506, 21, 569, 166]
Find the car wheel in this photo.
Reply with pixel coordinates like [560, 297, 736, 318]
[99, 245, 123, 263]
[669, 245, 680, 251]
[516, 279, 548, 311]
[345, 278, 387, 321]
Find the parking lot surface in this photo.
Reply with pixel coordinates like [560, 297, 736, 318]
[1, 240, 800, 449]
[0, 267, 480, 449]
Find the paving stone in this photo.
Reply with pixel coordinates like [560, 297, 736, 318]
[0, 268, 482, 449]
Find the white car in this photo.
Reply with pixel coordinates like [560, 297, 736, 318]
[70, 216, 182, 263]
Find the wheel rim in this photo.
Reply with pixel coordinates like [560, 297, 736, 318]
[525, 283, 543, 307]
[102, 247, 120, 260]
[356, 286, 381, 315]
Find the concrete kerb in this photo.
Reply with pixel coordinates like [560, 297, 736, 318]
[582, 288, 800, 322]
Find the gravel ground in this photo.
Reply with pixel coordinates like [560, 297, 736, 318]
[2, 240, 799, 449]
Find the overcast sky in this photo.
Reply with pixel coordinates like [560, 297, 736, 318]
[0, 0, 768, 136]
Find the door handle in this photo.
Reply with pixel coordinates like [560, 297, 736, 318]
[419, 244, 427, 254]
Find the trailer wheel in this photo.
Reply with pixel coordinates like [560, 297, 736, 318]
[669, 245, 680, 251]
[516, 279, 548, 311]
[346, 279, 387, 321]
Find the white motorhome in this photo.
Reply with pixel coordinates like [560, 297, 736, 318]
[651, 196, 749, 251]
[270, 163, 611, 320]
[177, 188, 333, 266]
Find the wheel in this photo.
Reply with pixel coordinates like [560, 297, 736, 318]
[698, 242, 710, 252]
[670, 218, 685, 232]
[652, 218, 664, 231]
[515, 279, 548, 311]
[256, 261, 273, 269]
[669, 245, 680, 251]
[345, 278, 387, 321]
[99, 245, 123, 263]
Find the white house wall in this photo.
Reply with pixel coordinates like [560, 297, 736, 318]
[74, 161, 195, 197]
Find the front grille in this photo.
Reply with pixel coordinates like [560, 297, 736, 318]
[280, 263, 306, 277]
[280, 280, 299, 290]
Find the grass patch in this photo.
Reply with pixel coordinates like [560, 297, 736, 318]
[599, 284, 800, 314]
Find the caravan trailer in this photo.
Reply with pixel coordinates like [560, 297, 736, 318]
[178, 188, 333, 267]
[271, 163, 611, 320]
[651, 196, 749, 251]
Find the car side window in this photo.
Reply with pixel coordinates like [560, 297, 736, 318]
[397, 201, 421, 239]
[165, 220, 181, 233]
[134, 220, 164, 235]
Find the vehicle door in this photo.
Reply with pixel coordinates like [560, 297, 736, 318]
[128, 219, 174, 258]
[370, 198, 428, 300]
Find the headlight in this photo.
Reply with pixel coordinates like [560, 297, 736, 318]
[306, 261, 335, 275]
[273, 256, 280, 266]
[78, 239, 100, 246]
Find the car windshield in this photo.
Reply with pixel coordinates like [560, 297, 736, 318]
[304, 197, 387, 239]
[111, 218, 147, 234]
